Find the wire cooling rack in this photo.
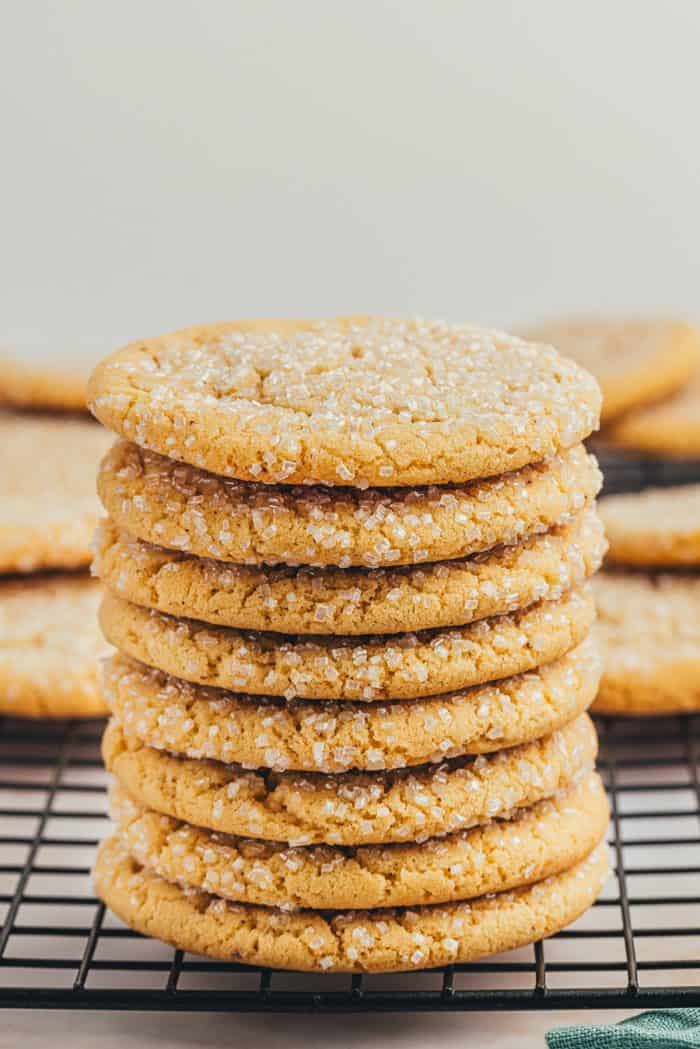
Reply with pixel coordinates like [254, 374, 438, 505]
[598, 448, 700, 493]
[0, 712, 699, 1013]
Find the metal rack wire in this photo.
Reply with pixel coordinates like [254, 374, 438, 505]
[0, 709, 699, 1011]
[598, 449, 700, 494]
[0, 453, 699, 1012]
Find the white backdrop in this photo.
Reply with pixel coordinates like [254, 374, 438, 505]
[1, 0, 699, 364]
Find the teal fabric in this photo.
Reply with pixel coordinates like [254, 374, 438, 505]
[547, 1010, 700, 1049]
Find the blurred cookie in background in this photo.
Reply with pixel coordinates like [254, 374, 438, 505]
[0, 344, 113, 719]
[0, 575, 110, 718]
[0, 335, 127, 413]
[595, 484, 700, 716]
[600, 484, 700, 567]
[604, 371, 700, 459]
[523, 318, 700, 425]
[0, 412, 112, 573]
[0, 348, 90, 413]
[594, 571, 700, 716]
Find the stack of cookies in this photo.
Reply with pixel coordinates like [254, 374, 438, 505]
[89, 318, 610, 973]
[0, 350, 112, 719]
[595, 485, 700, 716]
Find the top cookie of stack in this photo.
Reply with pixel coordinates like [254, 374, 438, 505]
[90, 318, 609, 973]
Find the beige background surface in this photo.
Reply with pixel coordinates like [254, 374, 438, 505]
[1, 0, 699, 366]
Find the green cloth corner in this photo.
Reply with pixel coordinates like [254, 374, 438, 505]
[547, 1011, 700, 1049]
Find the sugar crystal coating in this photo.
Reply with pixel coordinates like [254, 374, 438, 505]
[103, 714, 598, 845]
[90, 314, 605, 968]
[93, 834, 609, 972]
[102, 636, 600, 772]
[98, 439, 601, 568]
[93, 509, 605, 635]
[88, 318, 601, 487]
[110, 772, 608, 910]
[99, 585, 595, 701]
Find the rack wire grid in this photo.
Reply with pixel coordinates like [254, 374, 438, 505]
[1, 712, 699, 1013]
[0, 451, 699, 1013]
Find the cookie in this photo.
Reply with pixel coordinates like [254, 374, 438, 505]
[0, 321, 360, 416]
[600, 485, 700, 567]
[0, 412, 113, 573]
[102, 714, 597, 845]
[103, 638, 599, 772]
[0, 575, 110, 718]
[110, 771, 608, 910]
[99, 585, 594, 702]
[0, 349, 90, 412]
[523, 319, 700, 424]
[604, 372, 700, 458]
[88, 317, 601, 488]
[97, 439, 601, 568]
[594, 572, 700, 715]
[94, 509, 606, 636]
[94, 834, 609, 972]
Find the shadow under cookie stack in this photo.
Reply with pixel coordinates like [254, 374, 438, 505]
[89, 318, 610, 973]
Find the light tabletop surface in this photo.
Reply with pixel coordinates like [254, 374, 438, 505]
[4, 1007, 638, 1048]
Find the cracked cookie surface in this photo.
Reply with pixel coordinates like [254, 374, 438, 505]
[110, 771, 608, 910]
[94, 509, 605, 635]
[99, 585, 594, 701]
[102, 714, 597, 845]
[94, 835, 609, 972]
[97, 439, 601, 568]
[88, 318, 600, 488]
[102, 638, 599, 772]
